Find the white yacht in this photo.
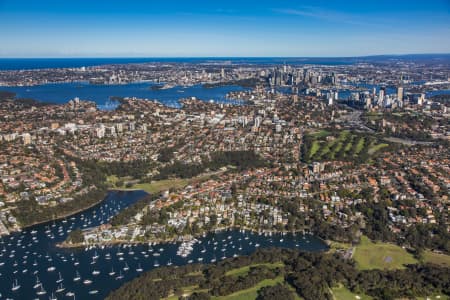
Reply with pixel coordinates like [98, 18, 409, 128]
[56, 282, 65, 293]
[33, 276, 41, 289]
[136, 263, 143, 272]
[73, 271, 81, 282]
[11, 279, 21, 291]
[116, 270, 124, 280]
[36, 284, 46, 295]
[56, 272, 64, 283]
[123, 263, 130, 271]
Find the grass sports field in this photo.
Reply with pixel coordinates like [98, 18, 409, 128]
[353, 236, 417, 270]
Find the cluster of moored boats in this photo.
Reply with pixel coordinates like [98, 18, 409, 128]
[0, 196, 130, 299]
[176, 238, 198, 258]
[0, 192, 317, 300]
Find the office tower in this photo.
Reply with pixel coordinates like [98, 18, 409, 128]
[378, 87, 386, 106]
[397, 87, 403, 102]
[418, 93, 425, 106]
[379, 87, 385, 100]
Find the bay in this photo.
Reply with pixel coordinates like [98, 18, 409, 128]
[1, 82, 248, 109]
[0, 191, 328, 300]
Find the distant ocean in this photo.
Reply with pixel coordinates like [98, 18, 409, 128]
[0, 57, 357, 70]
[1, 55, 450, 71]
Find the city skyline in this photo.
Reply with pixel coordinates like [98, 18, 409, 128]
[1, 0, 450, 57]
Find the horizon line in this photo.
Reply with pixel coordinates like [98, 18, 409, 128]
[1, 53, 450, 60]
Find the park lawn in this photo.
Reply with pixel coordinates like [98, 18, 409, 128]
[225, 262, 284, 277]
[131, 178, 189, 194]
[212, 276, 284, 300]
[111, 167, 229, 194]
[333, 141, 344, 154]
[338, 130, 350, 140]
[354, 137, 365, 154]
[332, 283, 372, 300]
[326, 136, 339, 149]
[106, 174, 133, 186]
[106, 174, 119, 184]
[319, 144, 331, 157]
[181, 285, 201, 294]
[303, 130, 390, 164]
[309, 140, 321, 158]
[353, 236, 417, 270]
[423, 250, 450, 267]
[368, 143, 389, 155]
[344, 140, 354, 152]
[310, 129, 331, 138]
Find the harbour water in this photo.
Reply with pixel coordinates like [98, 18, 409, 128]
[1, 82, 248, 110]
[3, 81, 449, 112]
[0, 191, 328, 300]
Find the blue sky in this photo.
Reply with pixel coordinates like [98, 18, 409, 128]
[0, 0, 449, 57]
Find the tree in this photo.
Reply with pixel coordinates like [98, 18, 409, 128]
[257, 284, 294, 300]
[67, 229, 84, 244]
[116, 180, 124, 187]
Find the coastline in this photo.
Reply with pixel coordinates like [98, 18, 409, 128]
[57, 235, 188, 249]
[58, 223, 330, 251]
[18, 195, 106, 231]
[18, 188, 148, 232]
